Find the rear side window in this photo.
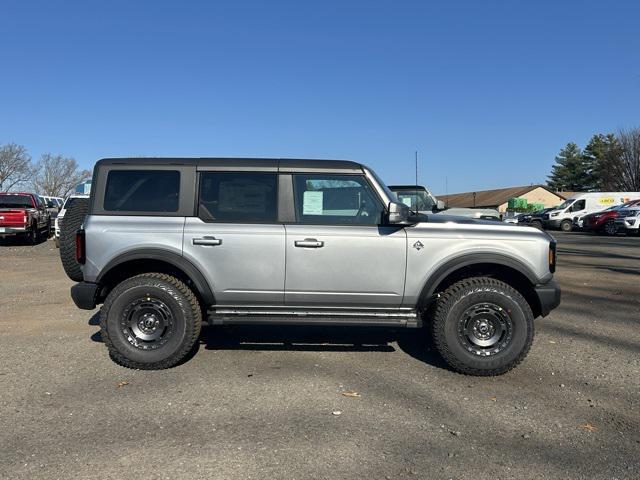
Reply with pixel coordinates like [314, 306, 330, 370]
[198, 172, 278, 223]
[104, 170, 180, 212]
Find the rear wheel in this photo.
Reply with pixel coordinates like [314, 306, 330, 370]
[560, 220, 572, 232]
[431, 277, 534, 376]
[59, 198, 90, 281]
[100, 273, 202, 370]
[28, 222, 38, 244]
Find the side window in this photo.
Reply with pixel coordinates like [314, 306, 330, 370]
[292, 174, 384, 225]
[104, 170, 180, 212]
[571, 199, 586, 212]
[198, 172, 278, 223]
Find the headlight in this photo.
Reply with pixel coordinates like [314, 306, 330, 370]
[550, 212, 559, 217]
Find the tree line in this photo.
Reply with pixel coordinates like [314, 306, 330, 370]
[547, 128, 640, 192]
[0, 143, 91, 197]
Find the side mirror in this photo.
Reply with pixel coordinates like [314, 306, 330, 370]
[387, 201, 410, 224]
[434, 200, 445, 212]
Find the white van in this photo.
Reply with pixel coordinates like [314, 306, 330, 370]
[543, 192, 640, 231]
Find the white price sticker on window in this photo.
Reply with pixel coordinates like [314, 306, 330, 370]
[303, 191, 323, 215]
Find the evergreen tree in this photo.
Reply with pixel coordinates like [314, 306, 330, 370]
[547, 142, 592, 191]
[582, 134, 622, 190]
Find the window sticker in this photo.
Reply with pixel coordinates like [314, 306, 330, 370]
[303, 191, 324, 215]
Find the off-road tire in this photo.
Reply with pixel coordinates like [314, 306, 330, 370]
[100, 273, 202, 370]
[27, 222, 38, 245]
[59, 197, 90, 281]
[560, 220, 572, 232]
[431, 277, 534, 376]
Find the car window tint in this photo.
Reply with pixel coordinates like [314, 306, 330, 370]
[293, 174, 383, 225]
[198, 172, 277, 223]
[104, 170, 180, 212]
[572, 199, 586, 211]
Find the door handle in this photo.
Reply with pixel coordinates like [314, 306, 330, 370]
[294, 238, 324, 248]
[193, 236, 222, 246]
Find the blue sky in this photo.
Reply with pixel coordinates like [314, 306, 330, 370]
[1, 1, 638, 194]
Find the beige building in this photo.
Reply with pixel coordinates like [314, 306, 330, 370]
[438, 185, 566, 213]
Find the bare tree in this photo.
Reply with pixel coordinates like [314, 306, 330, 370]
[615, 128, 640, 191]
[31, 153, 91, 197]
[0, 143, 34, 191]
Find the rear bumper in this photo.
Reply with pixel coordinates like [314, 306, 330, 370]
[71, 282, 99, 310]
[0, 226, 27, 235]
[534, 279, 561, 317]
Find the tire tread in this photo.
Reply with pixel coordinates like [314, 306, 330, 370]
[100, 273, 202, 370]
[431, 276, 534, 376]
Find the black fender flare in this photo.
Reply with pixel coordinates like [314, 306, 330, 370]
[418, 252, 540, 306]
[96, 248, 215, 305]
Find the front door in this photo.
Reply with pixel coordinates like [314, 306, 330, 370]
[284, 174, 407, 307]
[183, 171, 285, 306]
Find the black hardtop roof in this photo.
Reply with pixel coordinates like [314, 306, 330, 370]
[96, 157, 365, 173]
[388, 185, 428, 191]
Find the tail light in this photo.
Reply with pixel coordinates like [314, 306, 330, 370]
[23, 214, 27, 224]
[76, 229, 86, 264]
[548, 241, 557, 273]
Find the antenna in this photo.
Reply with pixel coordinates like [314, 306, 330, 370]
[415, 150, 418, 187]
[445, 176, 448, 207]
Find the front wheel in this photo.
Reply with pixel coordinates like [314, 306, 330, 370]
[431, 277, 534, 376]
[560, 220, 572, 232]
[603, 220, 617, 236]
[100, 273, 202, 370]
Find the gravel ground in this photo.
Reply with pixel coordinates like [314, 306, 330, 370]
[0, 232, 638, 480]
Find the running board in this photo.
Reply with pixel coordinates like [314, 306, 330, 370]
[207, 307, 420, 328]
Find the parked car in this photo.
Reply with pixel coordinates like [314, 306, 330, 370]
[40, 196, 60, 226]
[64, 158, 560, 376]
[581, 199, 640, 235]
[518, 208, 555, 229]
[388, 185, 501, 220]
[542, 192, 640, 232]
[0, 192, 51, 243]
[54, 194, 89, 248]
[614, 208, 640, 236]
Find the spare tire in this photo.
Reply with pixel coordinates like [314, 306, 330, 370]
[59, 197, 90, 282]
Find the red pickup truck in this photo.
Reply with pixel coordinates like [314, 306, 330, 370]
[0, 192, 51, 243]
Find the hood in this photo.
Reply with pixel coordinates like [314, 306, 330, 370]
[406, 212, 555, 242]
[410, 212, 504, 226]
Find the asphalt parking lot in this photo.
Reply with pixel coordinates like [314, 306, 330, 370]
[0, 232, 638, 480]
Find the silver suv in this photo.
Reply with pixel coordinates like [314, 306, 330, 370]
[67, 158, 560, 375]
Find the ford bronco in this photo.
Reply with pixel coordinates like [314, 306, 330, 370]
[63, 158, 560, 375]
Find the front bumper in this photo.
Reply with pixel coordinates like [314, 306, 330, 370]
[543, 218, 562, 229]
[615, 218, 639, 231]
[534, 279, 561, 317]
[71, 282, 99, 310]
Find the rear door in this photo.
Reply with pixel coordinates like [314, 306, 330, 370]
[283, 173, 407, 307]
[183, 170, 285, 306]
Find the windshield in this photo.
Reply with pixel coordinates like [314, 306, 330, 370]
[0, 194, 34, 209]
[392, 190, 436, 211]
[556, 198, 575, 210]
